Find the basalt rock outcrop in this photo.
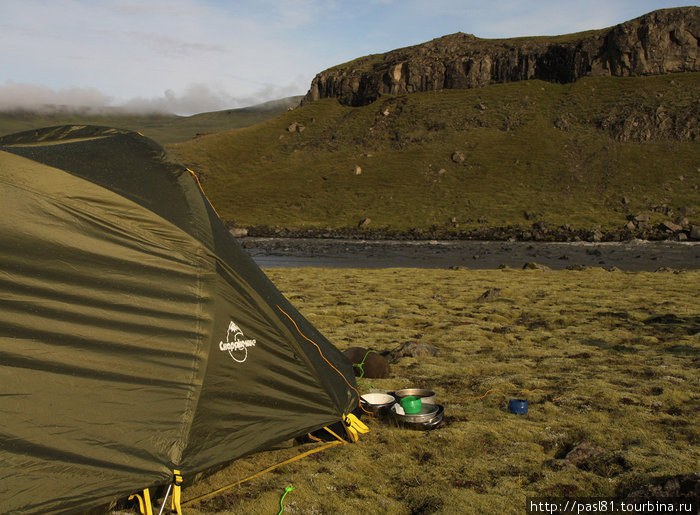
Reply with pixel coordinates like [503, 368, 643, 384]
[302, 7, 699, 106]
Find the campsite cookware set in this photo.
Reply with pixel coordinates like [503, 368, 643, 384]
[360, 388, 444, 430]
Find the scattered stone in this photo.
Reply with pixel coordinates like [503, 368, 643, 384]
[554, 116, 570, 131]
[358, 218, 371, 228]
[354, 165, 362, 175]
[622, 196, 630, 204]
[450, 216, 458, 223]
[661, 220, 683, 232]
[634, 214, 651, 222]
[343, 347, 390, 378]
[451, 151, 465, 163]
[524, 211, 536, 220]
[691, 226, 700, 240]
[476, 103, 487, 111]
[438, 168, 447, 175]
[565, 442, 606, 468]
[625, 221, 636, 230]
[523, 262, 551, 271]
[385, 341, 438, 363]
[678, 233, 688, 241]
[382, 108, 390, 116]
[296, 124, 306, 133]
[605, 266, 622, 272]
[676, 217, 690, 227]
[230, 227, 248, 238]
[566, 264, 587, 271]
[626, 473, 700, 502]
[477, 287, 502, 302]
[287, 122, 298, 132]
[591, 230, 604, 242]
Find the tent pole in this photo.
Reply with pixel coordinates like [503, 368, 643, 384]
[157, 483, 172, 515]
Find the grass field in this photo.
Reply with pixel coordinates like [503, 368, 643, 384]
[169, 74, 700, 235]
[178, 267, 699, 514]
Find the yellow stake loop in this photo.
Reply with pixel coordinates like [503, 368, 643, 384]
[343, 413, 369, 442]
[128, 488, 153, 515]
[170, 470, 183, 515]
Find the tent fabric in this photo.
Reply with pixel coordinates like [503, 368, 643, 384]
[0, 126, 358, 514]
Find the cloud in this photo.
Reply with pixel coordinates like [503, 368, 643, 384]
[122, 79, 307, 115]
[122, 31, 229, 58]
[0, 79, 307, 116]
[0, 80, 113, 112]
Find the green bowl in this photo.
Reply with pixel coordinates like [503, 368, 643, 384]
[401, 396, 422, 414]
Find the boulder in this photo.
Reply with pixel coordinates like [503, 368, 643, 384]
[690, 226, 700, 240]
[230, 227, 248, 238]
[661, 220, 683, 232]
[385, 341, 438, 363]
[626, 473, 700, 502]
[565, 442, 606, 468]
[477, 287, 502, 302]
[523, 262, 551, 271]
[358, 218, 371, 228]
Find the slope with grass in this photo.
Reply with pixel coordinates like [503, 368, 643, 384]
[0, 96, 301, 145]
[168, 73, 700, 239]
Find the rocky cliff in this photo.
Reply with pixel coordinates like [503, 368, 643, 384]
[302, 7, 700, 106]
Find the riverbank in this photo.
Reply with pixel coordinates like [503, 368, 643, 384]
[240, 237, 700, 271]
[237, 221, 700, 243]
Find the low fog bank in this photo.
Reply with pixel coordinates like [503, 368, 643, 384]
[0, 80, 304, 116]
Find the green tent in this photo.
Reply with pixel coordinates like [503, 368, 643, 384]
[0, 125, 358, 514]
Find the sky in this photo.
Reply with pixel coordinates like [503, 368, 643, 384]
[0, 0, 691, 115]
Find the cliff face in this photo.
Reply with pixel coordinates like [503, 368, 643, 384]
[303, 7, 700, 106]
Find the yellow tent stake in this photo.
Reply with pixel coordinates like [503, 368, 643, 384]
[171, 470, 183, 515]
[181, 440, 344, 507]
[128, 488, 153, 515]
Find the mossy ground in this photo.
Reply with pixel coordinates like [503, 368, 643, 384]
[179, 267, 699, 514]
[169, 74, 700, 235]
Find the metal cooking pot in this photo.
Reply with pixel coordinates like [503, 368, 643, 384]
[393, 388, 436, 405]
[360, 393, 396, 415]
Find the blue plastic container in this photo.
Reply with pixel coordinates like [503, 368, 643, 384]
[508, 398, 528, 415]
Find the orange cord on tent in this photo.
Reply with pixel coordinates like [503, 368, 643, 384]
[185, 168, 221, 218]
[181, 438, 345, 508]
[276, 305, 372, 416]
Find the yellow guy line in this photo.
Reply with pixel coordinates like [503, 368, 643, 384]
[181, 440, 344, 507]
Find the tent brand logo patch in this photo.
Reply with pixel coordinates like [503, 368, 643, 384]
[219, 321, 256, 363]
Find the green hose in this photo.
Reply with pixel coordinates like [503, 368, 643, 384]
[353, 350, 377, 390]
[277, 485, 294, 515]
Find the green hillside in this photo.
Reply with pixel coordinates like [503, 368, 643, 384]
[0, 96, 301, 145]
[168, 73, 700, 239]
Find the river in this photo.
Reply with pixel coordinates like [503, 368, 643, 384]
[240, 237, 700, 271]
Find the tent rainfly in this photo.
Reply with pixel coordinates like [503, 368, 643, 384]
[0, 125, 359, 514]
